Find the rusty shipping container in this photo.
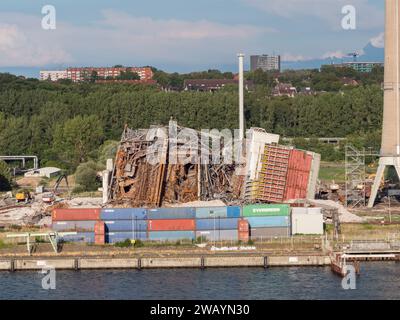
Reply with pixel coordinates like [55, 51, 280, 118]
[238, 231, 249, 242]
[95, 234, 105, 245]
[94, 221, 105, 235]
[148, 219, 195, 231]
[238, 219, 249, 232]
[284, 149, 312, 201]
[52, 208, 101, 221]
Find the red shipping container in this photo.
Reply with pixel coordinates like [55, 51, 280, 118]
[148, 219, 195, 231]
[238, 231, 249, 242]
[52, 208, 101, 221]
[238, 219, 249, 232]
[94, 221, 105, 235]
[95, 234, 105, 245]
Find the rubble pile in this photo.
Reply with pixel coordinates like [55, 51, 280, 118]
[109, 123, 245, 207]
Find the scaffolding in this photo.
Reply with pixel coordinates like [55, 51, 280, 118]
[345, 145, 380, 208]
[345, 145, 366, 208]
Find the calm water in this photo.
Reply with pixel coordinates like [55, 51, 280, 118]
[0, 262, 399, 300]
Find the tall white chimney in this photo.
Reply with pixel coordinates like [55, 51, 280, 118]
[238, 53, 245, 141]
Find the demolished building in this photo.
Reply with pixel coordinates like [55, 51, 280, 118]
[108, 121, 320, 207]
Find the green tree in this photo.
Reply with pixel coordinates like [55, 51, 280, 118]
[74, 161, 103, 192]
[0, 161, 12, 191]
[53, 115, 104, 168]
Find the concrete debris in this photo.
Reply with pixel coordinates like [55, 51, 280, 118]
[309, 199, 365, 223]
[66, 197, 103, 208]
[108, 122, 244, 207]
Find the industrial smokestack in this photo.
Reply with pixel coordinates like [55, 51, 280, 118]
[368, 0, 400, 207]
[238, 53, 245, 141]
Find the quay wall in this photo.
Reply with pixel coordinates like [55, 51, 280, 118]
[0, 255, 331, 271]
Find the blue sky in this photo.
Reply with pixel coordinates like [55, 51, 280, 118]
[0, 0, 386, 73]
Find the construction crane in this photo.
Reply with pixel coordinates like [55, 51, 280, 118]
[42, 174, 70, 204]
[347, 52, 360, 62]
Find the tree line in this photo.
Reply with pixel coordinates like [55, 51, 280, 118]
[0, 72, 383, 174]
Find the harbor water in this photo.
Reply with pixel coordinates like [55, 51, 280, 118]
[0, 262, 399, 300]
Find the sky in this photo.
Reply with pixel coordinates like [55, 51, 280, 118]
[0, 0, 385, 74]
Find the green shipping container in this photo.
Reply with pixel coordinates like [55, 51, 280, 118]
[243, 204, 290, 217]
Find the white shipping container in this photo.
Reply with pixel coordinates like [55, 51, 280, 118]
[291, 207, 323, 235]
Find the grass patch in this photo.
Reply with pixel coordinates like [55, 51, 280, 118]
[361, 224, 374, 230]
[318, 162, 345, 182]
[0, 239, 8, 249]
[114, 239, 134, 248]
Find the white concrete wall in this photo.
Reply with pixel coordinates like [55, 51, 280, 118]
[246, 129, 280, 180]
[291, 208, 324, 235]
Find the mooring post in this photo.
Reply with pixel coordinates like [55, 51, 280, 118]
[10, 259, 15, 272]
[264, 256, 269, 269]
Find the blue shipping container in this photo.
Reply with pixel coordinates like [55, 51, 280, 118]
[196, 230, 238, 241]
[195, 207, 228, 219]
[61, 232, 94, 243]
[227, 206, 241, 218]
[147, 207, 195, 220]
[106, 232, 147, 243]
[104, 220, 147, 232]
[245, 216, 289, 228]
[100, 208, 147, 220]
[148, 231, 195, 241]
[196, 218, 239, 231]
[52, 221, 96, 232]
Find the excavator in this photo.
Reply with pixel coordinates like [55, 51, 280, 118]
[42, 174, 70, 204]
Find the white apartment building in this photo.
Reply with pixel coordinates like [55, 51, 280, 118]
[39, 70, 68, 81]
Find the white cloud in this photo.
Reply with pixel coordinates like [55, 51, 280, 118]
[0, 11, 276, 68]
[321, 51, 347, 59]
[370, 32, 384, 48]
[242, 0, 383, 30]
[100, 10, 275, 40]
[0, 23, 71, 67]
[281, 53, 311, 62]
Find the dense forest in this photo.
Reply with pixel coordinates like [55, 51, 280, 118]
[0, 67, 384, 174]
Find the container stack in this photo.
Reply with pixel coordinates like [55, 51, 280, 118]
[147, 208, 196, 241]
[101, 208, 147, 243]
[94, 221, 105, 245]
[195, 207, 241, 242]
[52, 208, 101, 243]
[52, 204, 316, 244]
[243, 204, 291, 238]
[238, 219, 249, 242]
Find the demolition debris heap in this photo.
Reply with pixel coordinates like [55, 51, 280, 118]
[108, 121, 320, 208]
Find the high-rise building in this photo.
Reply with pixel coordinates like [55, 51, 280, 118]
[250, 55, 281, 72]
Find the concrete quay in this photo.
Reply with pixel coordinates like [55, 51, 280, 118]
[0, 255, 331, 271]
